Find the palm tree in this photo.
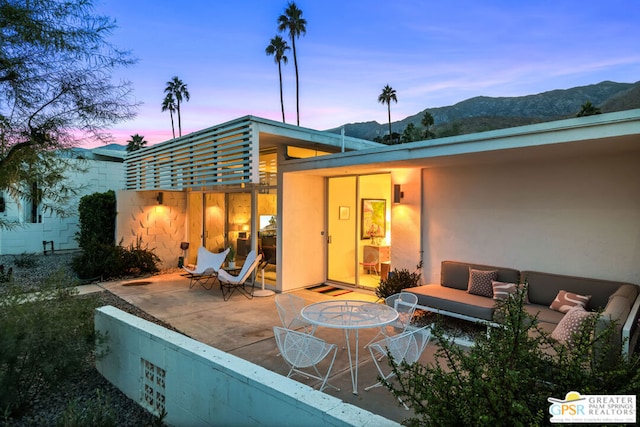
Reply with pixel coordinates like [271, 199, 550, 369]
[164, 76, 190, 137]
[421, 111, 434, 139]
[125, 134, 147, 152]
[378, 85, 397, 143]
[265, 35, 290, 123]
[576, 100, 601, 117]
[278, 2, 306, 126]
[161, 93, 177, 139]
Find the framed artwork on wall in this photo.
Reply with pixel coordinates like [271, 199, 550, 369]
[339, 206, 350, 220]
[361, 199, 386, 239]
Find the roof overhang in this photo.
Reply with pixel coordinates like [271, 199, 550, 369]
[279, 109, 640, 176]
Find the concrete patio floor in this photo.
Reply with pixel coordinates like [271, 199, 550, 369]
[90, 272, 440, 424]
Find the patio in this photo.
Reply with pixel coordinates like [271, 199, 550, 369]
[95, 272, 440, 424]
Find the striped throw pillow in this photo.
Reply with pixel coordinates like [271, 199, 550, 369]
[550, 290, 591, 313]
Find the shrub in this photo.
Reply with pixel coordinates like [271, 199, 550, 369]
[384, 287, 640, 426]
[0, 264, 12, 283]
[13, 252, 39, 268]
[0, 270, 105, 417]
[76, 190, 116, 249]
[375, 260, 422, 300]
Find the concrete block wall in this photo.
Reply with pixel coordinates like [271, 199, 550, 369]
[95, 306, 398, 427]
[0, 159, 124, 255]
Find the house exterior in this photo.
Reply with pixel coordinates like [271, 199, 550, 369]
[0, 146, 125, 255]
[117, 109, 640, 293]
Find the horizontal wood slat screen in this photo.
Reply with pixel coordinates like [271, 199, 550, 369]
[124, 119, 257, 190]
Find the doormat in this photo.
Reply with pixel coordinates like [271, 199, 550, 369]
[307, 284, 353, 297]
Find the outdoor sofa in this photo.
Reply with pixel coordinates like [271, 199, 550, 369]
[406, 261, 640, 356]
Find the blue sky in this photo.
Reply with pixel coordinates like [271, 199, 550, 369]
[93, 0, 640, 148]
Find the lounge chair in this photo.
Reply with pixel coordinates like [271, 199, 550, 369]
[183, 247, 230, 290]
[218, 250, 262, 301]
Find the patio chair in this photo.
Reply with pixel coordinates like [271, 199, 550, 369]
[364, 326, 431, 409]
[273, 326, 339, 392]
[217, 250, 262, 301]
[365, 292, 419, 348]
[275, 293, 316, 334]
[183, 247, 230, 290]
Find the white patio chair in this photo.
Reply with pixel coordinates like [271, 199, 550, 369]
[183, 247, 230, 289]
[365, 292, 419, 347]
[364, 326, 431, 409]
[273, 326, 339, 392]
[275, 293, 316, 334]
[218, 250, 262, 301]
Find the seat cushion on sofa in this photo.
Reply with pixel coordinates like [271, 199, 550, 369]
[441, 261, 520, 291]
[522, 271, 633, 309]
[407, 284, 495, 321]
[524, 304, 565, 325]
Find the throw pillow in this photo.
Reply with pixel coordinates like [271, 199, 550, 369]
[491, 281, 517, 300]
[551, 306, 594, 345]
[549, 290, 591, 313]
[467, 268, 498, 297]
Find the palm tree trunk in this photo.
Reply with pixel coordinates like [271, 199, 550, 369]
[292, 37, 299, 126]
[170, 111, 175, 139]
[177, 99, 182, 137]
[387, 104, 392, 143]
[278, 62, 285, 123]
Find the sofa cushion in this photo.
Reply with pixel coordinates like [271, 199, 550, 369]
[407, 284, 495, 321]
[522, 270, 629, 309]
[524, 304, 565, 325]
[441, 261, 520, 291]
[467, 268, 497, 297]
[551, 307, 595, 345]
[550, 290, 591, 313]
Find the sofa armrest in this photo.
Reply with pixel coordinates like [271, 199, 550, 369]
[622, 293, 640, 358]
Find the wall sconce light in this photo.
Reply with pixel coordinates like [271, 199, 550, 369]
[156, 192, 163, 205]
[393, 184, 404, 203]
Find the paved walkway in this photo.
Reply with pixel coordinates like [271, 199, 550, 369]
[81, 273, 439, 424]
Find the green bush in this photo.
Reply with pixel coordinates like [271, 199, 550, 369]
[76, 190, 116, 249]
[384, 287, 640, 426]
[0, 271, 105, 417]
[13, 252, 39, 268]
[375, 261, 422, 300]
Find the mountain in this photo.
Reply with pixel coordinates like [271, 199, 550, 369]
[327, 81, 640, 141]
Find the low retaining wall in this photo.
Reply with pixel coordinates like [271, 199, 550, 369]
[95, 306, 398, 427]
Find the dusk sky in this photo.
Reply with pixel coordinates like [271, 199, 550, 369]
[92, 0, 640, 148]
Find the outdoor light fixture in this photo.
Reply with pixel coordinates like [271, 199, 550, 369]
[393, 184, 404, 203]
[156, 192, 164, 205]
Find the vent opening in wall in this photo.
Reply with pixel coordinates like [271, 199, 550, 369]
[141, 358, 166, 416]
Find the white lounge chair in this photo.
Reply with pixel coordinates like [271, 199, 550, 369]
[364, 326, 431, 409]
[273, 326, 339, 392]
[183, 247, 230, 289]
[217, 250, 262, 301]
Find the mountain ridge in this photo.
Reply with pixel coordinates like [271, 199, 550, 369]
[327, 80, 640, 141]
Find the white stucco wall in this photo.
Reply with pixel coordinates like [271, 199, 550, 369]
[115, 190, 187, 270]
[390, 168, 422, 274]
[421, 151, 640, 284]
[0, 158, 123, 255]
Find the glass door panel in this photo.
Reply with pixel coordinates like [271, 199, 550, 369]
[204, 193, 225, 252]
[186, 192, 203, 265]
[327, 176, 357, 285]
[226, 192, 252, 263]
[257, 189, 277, 286]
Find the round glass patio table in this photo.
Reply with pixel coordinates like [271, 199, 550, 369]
[301, 299, 398, 394]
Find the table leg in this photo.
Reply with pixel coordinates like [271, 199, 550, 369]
[344, 329, 360, 395]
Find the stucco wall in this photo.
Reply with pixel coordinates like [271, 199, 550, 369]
[390, 168, 422, 274]
[421, 151, 640, 284]
[116, 190, 187, 270]
[0, 159, 123, 255]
